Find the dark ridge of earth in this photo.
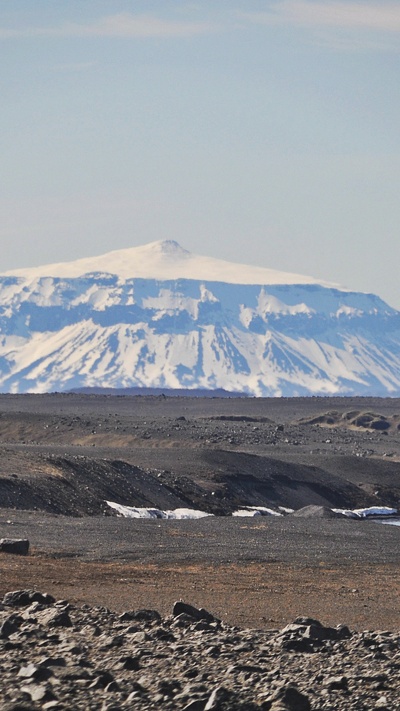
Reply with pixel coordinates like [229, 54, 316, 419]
[69, 385, 246, 397]
[0, 393, 400, 516]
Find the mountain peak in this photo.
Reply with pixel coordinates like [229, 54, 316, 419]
[2, 240, 337, 288]
[0, 240, 398, 396]
[151, 239, 190, 257]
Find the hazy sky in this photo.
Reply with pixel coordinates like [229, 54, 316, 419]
[1, 1, 400, 307]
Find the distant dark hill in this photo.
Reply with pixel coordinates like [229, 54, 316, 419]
[68, 386, 246, 398]
[0, 450, 380, 517]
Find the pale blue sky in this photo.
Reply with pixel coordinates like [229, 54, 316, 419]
[1, 1, 400, 306]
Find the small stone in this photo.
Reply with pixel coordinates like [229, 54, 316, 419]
[172, 613, 198, 628]
[104, 680, 120, 692]
[89, 670, 115, 689]
[324, 676, 348, 690]
[18, 663, 41, 678]
[39, 656, 66, 668]
[153, 693, 165, 703]
[294, 617, 322, 627]
[56, 666, 91, 681]
[38, 609, 72, 628]
[182, 701, 207, 711]
[204, 686, 239, 710]
[125, 692, 142, 703]
[205, 645, 221, 657]
[18, 663, 53, 681]
[116, 655, 140, 671]
[131, 608, 162, 623]
[128, 630, 149, 643]
[21, 685, 56, 703]
[0, 614, 23, 638]
[266, 684, 311, 711]
[118, 611, 134, 622]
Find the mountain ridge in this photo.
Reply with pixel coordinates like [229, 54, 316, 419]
[0, 241, 399, 396]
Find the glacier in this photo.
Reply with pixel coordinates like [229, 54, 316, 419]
[1, 240, 400, 396]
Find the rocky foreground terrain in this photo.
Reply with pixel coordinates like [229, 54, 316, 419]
[0, 394, 399, 708]
[1, 590, 399, 711]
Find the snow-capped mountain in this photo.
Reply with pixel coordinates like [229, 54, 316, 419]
[1, 239, 400, 396]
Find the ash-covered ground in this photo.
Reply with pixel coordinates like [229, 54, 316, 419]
[0, 395, 400, 709]
[0, 394, 399, 635]
[0, 393, 399, 516]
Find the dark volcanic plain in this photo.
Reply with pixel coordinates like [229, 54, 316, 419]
[1, 394, 400, 709]
[0, 393, 399, 632]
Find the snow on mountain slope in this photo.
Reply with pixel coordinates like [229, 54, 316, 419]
[0, 241, 400, 395]
[2, 239, 338, 287]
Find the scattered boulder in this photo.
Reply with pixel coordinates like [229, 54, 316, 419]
[263, 683, 311, 711]
[130, 608, 162, 623]
[0, 593, 398, 709]
[2, 590, 55, 607]
[280, 617, 351, 645]
[341, 410, 361, 420]
[204, 685, 258, 710]
[36, 608, 72, 628]
[173, 601, 217, 624]
[0, 614, 23, 638]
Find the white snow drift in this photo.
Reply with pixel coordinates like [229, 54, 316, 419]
[106, 501, 398, 521]
[105, 501, 213, 520]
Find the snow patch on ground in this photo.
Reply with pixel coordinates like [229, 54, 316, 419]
[106, 500, 398, 521]
[107, 502, 290, 520]
[106, 501, 213, 519]
[231, 506, 283, 517]
[331, 506, 398, 519]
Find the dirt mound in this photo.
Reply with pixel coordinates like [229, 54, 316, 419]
[297, 408, 398, 432]
[297, 411, 339, 426]
[0, 448, 387, 517]
[291, 505, 347, 519]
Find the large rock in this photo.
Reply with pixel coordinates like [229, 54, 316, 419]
[173, 601, 217, 624]
[291, 505, 346, 519]
[263, 683, 311, 711]
[0, 538, 30, 555]
[2, 590, 55, 607]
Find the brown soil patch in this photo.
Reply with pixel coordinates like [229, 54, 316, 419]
[1, 553, 399, 632]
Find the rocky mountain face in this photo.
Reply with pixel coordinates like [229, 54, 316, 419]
[1, 240, 400, 395]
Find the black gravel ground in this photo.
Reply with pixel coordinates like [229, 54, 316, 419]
[0, 509, 399, 567]
[1, 394, 400, 516]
